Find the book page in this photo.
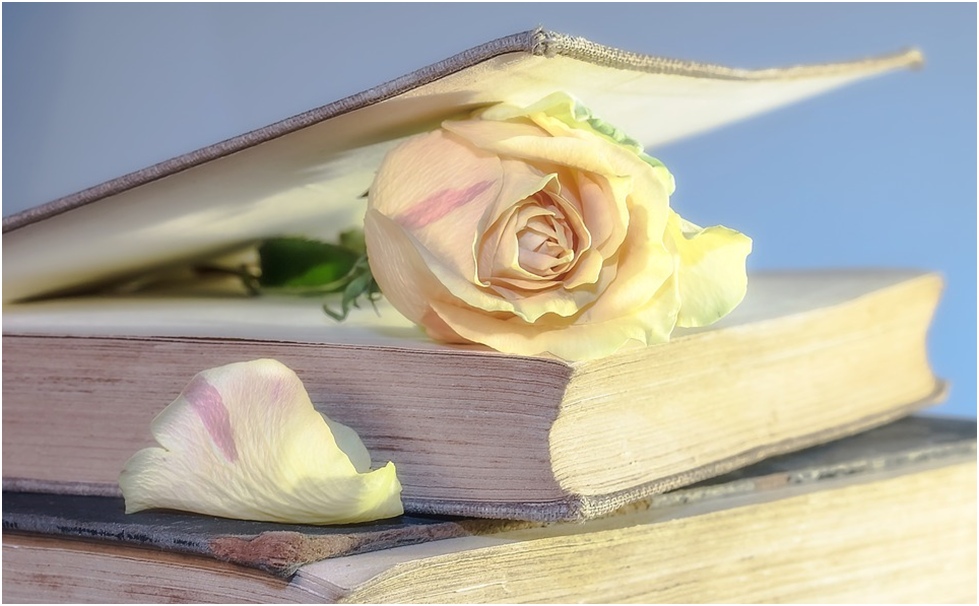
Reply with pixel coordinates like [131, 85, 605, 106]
[2, 270, 929, 349]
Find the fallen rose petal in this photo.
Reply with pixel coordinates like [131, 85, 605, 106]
[119, 359, 403, 525]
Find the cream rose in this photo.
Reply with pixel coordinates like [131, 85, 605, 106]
[365, 93, 751, 361]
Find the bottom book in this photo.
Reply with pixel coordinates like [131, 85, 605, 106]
[3, 417, 976, 603]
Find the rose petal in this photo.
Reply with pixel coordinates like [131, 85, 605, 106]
[445, 120, 673, 242]
[575, 172, 630, 257]
[429, 271, 679, 361]
[371, 209, 589, 323]
[561, 248, 605, 289]
[478, 203, 524, 285]
[365, 208, 456, 331]
[445, 119, 617, 178]
[119, 359, 403, 525]
[666, 212, 753, 328]
[369, 129, 504, 287]
[478, 158, 556, 233]
[576, 202, 675, 324]
[477, 92, 647, 155]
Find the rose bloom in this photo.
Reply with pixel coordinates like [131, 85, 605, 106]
[365, 93, 751, 361]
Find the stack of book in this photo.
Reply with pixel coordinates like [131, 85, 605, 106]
[3, 29, 975, 603]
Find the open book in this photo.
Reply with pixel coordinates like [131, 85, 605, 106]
[2, 29, 934, 521]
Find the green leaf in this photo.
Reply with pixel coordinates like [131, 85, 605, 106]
[251, 236, 382, 322]
[338, 228, 367, 255]
[258, 238, 360, 292]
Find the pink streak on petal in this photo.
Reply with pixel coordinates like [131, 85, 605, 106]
[269, 380, 283, 405]
[396, 180, 493, 230]
[184, 376, 239, 463]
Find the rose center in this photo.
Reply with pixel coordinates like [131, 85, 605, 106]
[515, 197, 576, 278]
[477, 185, 591, 294]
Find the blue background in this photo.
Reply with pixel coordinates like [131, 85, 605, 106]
[4, 4, 975, 418]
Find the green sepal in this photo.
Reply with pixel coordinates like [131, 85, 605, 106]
[323, 256, 381, 322]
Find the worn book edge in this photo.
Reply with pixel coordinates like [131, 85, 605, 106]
[4, 416, 973, 576]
